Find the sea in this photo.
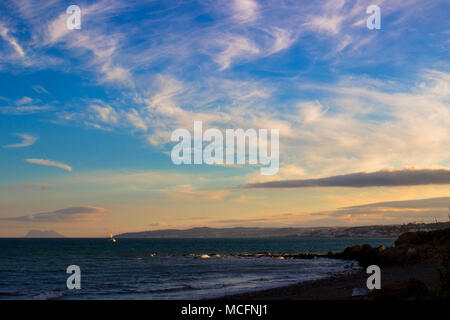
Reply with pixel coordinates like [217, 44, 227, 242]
[0, 237, 394, 300]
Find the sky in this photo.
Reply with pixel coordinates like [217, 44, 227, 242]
[0, 0, 449, 237]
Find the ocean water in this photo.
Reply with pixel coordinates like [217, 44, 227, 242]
[0, 238, 394, 300]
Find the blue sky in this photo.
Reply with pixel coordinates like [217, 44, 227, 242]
[0, 0, 449, 236]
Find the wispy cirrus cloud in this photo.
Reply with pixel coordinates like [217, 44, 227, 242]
[0, 206, 108, 222]
[3, 0, 443, 77]
[16, 97, 33, 105]
[0, 96, 52, 115]
[3, 133, 37, 148]
[0, 22, 25, 58]
[41, 0, 133, 85]
[25, 158, 72, 172]
[90, 104, 118, 124]
[1, 4, 448, 174]
[231, 0, 259, 23]
[32, 85, 50, 95]
[126, 108, 147, 131]
[0, 104, 51, 115]
[214, 34, 260, 71]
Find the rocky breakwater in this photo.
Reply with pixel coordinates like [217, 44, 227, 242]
[332, 227, 450, 267]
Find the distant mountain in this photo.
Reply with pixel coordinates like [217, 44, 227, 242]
[116, 227, 305, 239]
[25, 230, 65, 238]
[115, 222, 450, 239]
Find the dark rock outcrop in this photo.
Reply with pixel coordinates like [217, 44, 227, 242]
[335, 227, 450, 267]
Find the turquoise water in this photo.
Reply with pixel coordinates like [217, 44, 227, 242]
[0, 238, 394, 299]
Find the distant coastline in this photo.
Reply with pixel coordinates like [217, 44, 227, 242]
[115, 221, 450, 239]
[25, 230, 65, 238]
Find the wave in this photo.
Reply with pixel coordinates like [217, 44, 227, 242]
[33, 292, 64, 300]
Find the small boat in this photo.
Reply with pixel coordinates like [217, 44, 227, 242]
[110, 233, 117, 243]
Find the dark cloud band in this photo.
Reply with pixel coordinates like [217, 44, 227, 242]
[0, 206, 107, 222]
[245, 169, 450, 188]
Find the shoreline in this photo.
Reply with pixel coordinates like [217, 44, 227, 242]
[215, 261, 442, 300]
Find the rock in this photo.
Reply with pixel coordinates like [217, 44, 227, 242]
[395, 232, 417, 247]
[395, 228, 450, 247]
[339, 244, 381, 267]
[339, 227, 450, 267]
